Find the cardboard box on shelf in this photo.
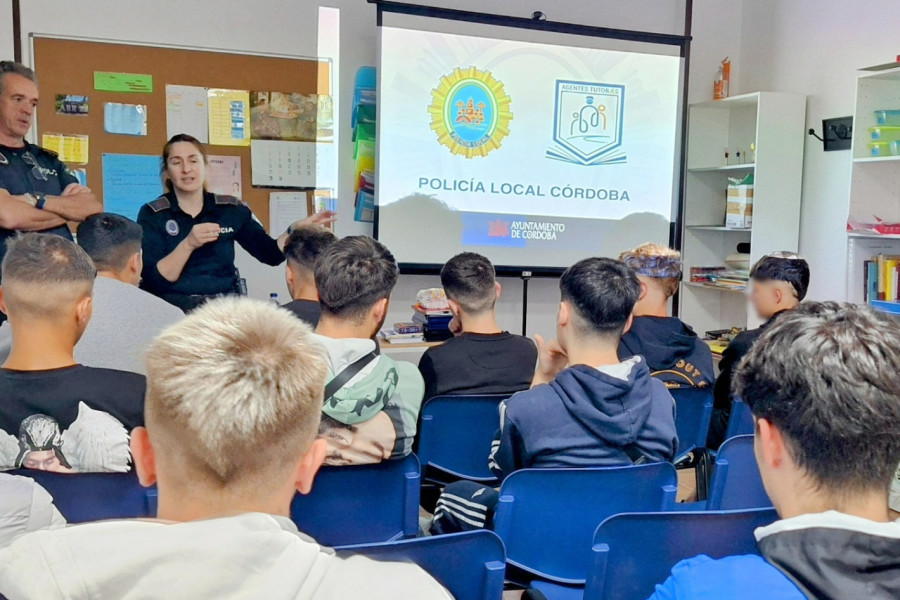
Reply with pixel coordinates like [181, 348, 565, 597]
[726, 184, 753, 229]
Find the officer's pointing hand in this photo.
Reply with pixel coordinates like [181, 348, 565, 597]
[185, 223, 221, 250]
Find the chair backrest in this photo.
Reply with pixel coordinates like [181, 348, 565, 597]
[706, 435, 772, 510]
[290, 453, 420, 547]
[417, 394, 508, 484]
[724, 399, 755, 440]
[585, 507, 779, 600]
[337, 530, 506, 600]
[7, 469, 157, 523]
[493, 462, 678, 584]
[670, 387, 714, 460]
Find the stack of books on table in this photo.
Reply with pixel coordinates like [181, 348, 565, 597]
[411, 305, 454, 342]
[379, 322, 425, 345]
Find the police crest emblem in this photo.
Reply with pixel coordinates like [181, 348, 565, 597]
[428, 67, 512, 159]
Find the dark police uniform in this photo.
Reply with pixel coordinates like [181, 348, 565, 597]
[137, 190, 285, 312]
[0, 142, 78, 269]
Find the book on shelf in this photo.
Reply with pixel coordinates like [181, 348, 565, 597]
[864, 254, 900, 302]
[689, 266, 748, 289]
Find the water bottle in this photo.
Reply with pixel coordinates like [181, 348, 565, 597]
[269, 292, 280, 306]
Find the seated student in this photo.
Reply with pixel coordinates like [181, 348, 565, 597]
[0, 298, 451, 599]
[431, 258, 677, 534]
[649, 302, 900, 599]
[617, 243, 714, 388]
[0, 214, 185, 373]
[708, 251, 810, 449]
[313, 236, 424, 466]
[418, 252, 537, 401]
[0, 473, 65, 548]
[0, 234, 145, 473]
[282, 225, 337, 327]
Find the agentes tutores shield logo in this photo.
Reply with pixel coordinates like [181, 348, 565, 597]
[547, 80, 626, 166]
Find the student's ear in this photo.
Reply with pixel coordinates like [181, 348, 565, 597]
[638, 280, 649, 301]
[755, 418, 787, 471]
[284, 264, 295, 291]
[295, 438, 327, 495]
[0, 288, 7, 316]
[623, 313, 634, 334]
[370, 297, 389, 330]
[447, 298, 461, 318]
[773, 287, 783, 306]
[495, 281, 502, 301]
[131, 427, 158, 487]
[557, 301, 569, 328]
[128, 251, 141, 275]
[75, 295, 93, 327]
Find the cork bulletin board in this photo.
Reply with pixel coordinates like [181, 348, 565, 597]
[31, 35, 330, 228]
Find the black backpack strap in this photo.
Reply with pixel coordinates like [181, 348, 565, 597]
[622, 442, 648, 465]
[323, 351, 378, 403]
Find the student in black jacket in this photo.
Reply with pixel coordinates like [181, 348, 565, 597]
[282, 226, 337, 327]
[618, 243, 714, 389]
[418, 252, 536, 401]
[707, 251, 810, 449]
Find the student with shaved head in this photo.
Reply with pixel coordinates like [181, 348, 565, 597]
[0, 233, 145, 473]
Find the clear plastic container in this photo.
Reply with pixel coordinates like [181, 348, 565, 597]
[875, 110, 900, 126]
[891, 141, 900, 156]
[869, 141, 892, 156]
[869, 126, 900, 142]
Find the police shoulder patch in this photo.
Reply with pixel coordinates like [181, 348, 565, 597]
[214, 194, 241, 206]
[33, 144, 59, 160]
[148, 196, 171, 213]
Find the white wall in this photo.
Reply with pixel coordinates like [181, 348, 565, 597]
[3, 0, 740, 338]
[736, 0, 900, 302]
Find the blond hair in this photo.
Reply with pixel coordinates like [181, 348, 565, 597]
[144, 297, 328, 486]
[619, 243, 683, 298]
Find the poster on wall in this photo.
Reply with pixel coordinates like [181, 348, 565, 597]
[249, 92, 333, 142]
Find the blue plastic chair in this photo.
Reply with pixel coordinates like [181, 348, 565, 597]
[581, 507, 779, 600]
[493, 462, 678, 585]
[290, 454, 420, 547]
[706, 435, 772, 510]
[338, 530, 506, 600]
[417, 394, 508, 484]
[724, 399, 755, 440]
[7, 469, 157, 523]
[671, 387, 714, 461]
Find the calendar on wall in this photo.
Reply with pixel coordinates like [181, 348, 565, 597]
[250, 139, 336, 189]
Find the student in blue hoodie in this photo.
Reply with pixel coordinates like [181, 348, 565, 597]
[618, 243, 714, 388]
[430, 257, 678, 534]
[648, 302, 900, 600]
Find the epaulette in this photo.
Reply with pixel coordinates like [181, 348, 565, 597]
[214, 194, 241, 206]
[30, 143, 59, 159]
[148, 196, 171, 213]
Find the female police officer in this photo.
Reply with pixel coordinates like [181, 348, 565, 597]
[138, 134, 334, 312]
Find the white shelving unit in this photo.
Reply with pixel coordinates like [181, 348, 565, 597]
[680, 92, 806, 336]
[846, 64, 900, 305]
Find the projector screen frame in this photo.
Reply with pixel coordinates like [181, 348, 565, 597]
[369, 0, 693, 281]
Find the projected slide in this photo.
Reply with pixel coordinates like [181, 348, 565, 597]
[377, 25, 682, 269]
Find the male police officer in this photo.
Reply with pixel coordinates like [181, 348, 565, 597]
[0, 61, 102, 289]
